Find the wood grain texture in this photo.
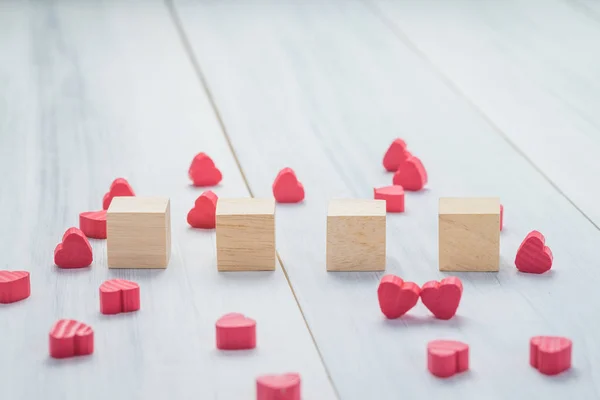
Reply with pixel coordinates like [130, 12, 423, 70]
[0, 1, 335, 399]
[326, 199, 386, 271]
[216, 198, 276, 271]
[173, 0, 600, 398]
[369, 0, 600, 226]
[107, 197, 171, 269]
[439, 198, 500, 272]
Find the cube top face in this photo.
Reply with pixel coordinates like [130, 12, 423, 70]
[216, 198, 275, 216]
[328, 199, 386, 217]
[439, 197, 500, 215]
[108, 197, 169, 214]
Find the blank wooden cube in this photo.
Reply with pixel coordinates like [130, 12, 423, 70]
[216, 198, 275, 271]
[327, 199, 386, 271]
[439, 197, 500, 272]
[107, 197, 171, 269]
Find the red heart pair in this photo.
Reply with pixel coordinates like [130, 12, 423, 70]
[530, 336, 572, 375]
[99, 279, 140, 315]
[189, 152, 222, 187]
[103, 178, 135, 210]
[383, 138, 411, 172]
[256, 373, 301, 400]
[216, 313, 256, 350]
[427, 340, 469, 378]
[49, 319, 94, 358]
[79, 210, 107, 239]
[377, 275, 462, 320]
[515, 230, 553, 274]
[187, 190, 218, 229]
[0, 271, 30, 304]
[272, 168, 304, 203]
[54, 227, 93, 268]
[393, 155, 428, 191]
[374, 185, 405, 213]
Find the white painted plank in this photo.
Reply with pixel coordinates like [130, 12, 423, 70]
[174, 1, 600, 398]
[369, 0, 600, 226]
[0, 1, 335, 399]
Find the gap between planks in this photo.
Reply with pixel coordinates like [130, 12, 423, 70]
[164, 1, 341, 398]
[361, 0, 600, 233]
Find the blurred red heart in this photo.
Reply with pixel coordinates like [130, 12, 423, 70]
[100, 279, 140, 315]
[187, 190, 218, 229]
[256, 373, 301, 400]
[515, 230, 552, 274]
[54, 227, 93, 268]
[420, 277, 463, 320]
[427, 340, 469, 378]
[273, 168, 304, 203]
[383, 138, 411, 172]
[49, 319, 94, 358]
[189, 153, 222, 187]
[530, 336, 572, 375]
[216, 313, 256, 350]
[374, 185, 405, 212]
[79, 210, 107, 239]
[0, 271, 30, 304]
[393, 156, 427, 191]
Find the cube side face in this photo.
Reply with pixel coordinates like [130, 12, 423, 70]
[107, 209, 170, 269]
[326, 215, 386, 271]
[216, 214, 275, 271]
[439, 213, 500, 272]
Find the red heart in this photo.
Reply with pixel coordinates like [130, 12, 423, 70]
[0, 271, 30, 304]
[530, 336, 572, 375]
[272, 168, 304, 203]
[420, 277, 463, 320]
[393, 156, 427, 191]
[374, 185, 405, 212]
[256, 373, 301, 400]
[187, 190, 218, 229]
[102, 178, 135, 210]
[54, 227, 93, 268]
[377, 275, 420, 319]
[515, 230, 553, 274]
[99, 279, 140, 315]
[216, 313, 256, 350]
[79, 210, 107, 239]
[49, 319, 94, 358]
[427, 340, 469, 378]
[383, 138, 411, 172]
[189, 152, 222, 187]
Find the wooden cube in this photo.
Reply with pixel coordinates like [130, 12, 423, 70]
[439, 197, 500, 272]
[107, 197, 171, 268]
[327, 199, 386, 271]
[216, 198, 275, 271]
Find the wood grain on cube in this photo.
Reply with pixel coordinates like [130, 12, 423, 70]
[327, 199, 386, 271]
[107, 197, 171, 269]
[439, 197, 500, 272]
[216, 198, 276, 271]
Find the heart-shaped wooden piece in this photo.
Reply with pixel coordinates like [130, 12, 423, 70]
[393, 155, 427, 191]
[99, 279, 140, 315]
[54, 227, 93, 268]
[187, 190, 218, 229]
[49, 319, 94, 358]
[0, 271, 30, 304]
[102, 178, 135, 210]
[383, 138, 411, 172]
[420, 277, 463, 320]
[79, 210, 107, 239]
[427, 340, 469, 378]
[256, 373, 301, 400]
[530, 336, 572, 375]
[216, 313, 256, 350]
[188, 152, 222, 187]
[374, 185, 405, 212]
[377, 275, 420, 319]
[272, 168, 304, 203]
[515, 230, 553, 274]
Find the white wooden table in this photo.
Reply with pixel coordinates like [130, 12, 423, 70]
[2, 0, 600, 399]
